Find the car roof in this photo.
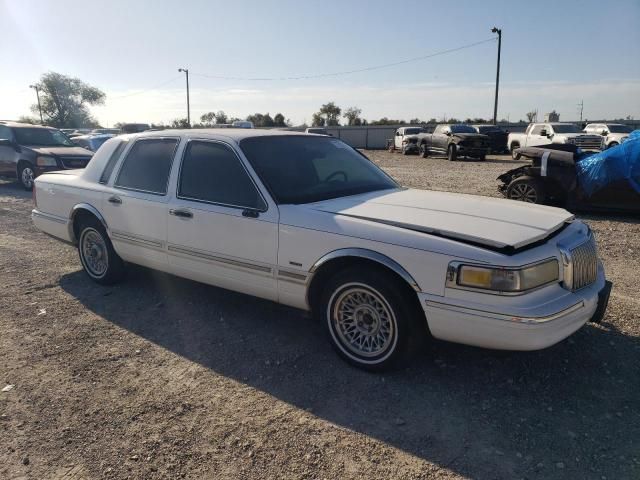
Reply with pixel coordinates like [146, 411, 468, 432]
[0, 121, 55, 130]
[126, 128, 310, 142]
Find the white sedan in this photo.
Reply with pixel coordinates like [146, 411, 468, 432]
[31, 129, 611, 370]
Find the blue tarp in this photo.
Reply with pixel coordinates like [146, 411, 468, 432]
[576, 130, 640, 197]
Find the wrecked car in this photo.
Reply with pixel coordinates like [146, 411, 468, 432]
[418, 124, 490, 161]
[498, 132, 640, 214]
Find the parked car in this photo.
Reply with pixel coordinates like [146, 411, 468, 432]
[31, 130, 611, 370]
[472, 125, 509, 154]
[386, 126, 425, 154]
[583, 123, 633, 149]
[508, 123, 603, 159]
[417, 124, 490, 161]
[91, 128, 121, 135]
[0, 121, 93, 190]
[232, 121, 254, 129]
[305, 127, 331, 136]
[497, 142, 640, 214]
[71, 134, 115, 152]
[120, 123, 151, 134]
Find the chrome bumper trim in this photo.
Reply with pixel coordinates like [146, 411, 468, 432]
[425, 299, 585, 325]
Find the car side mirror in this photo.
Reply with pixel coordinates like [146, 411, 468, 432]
[445, 131, 452, 136]
[601, 130, 608, 136]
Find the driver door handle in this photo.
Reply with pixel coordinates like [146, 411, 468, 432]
[108, 195, 122, 205]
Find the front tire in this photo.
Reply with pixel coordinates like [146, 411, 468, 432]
[78, 217, 125, 285]
[511, 144, 521, 160]
[318, 266, 424, 371]
[506, 176, 546, 204]
[447, 144, 457, 161]
[607, 142, 618, 149]
[18, 163, 35, 191]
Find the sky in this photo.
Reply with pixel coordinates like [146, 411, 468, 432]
[1, 0, 639, 126]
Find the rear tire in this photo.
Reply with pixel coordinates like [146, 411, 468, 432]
[18, 163, 35, 191]
[318, 266, 425, 371]
[478, 155, 486, 161]
[447, 144, 457, 162]
[77, 217, 125, 285]
[506, 176, 546, 204]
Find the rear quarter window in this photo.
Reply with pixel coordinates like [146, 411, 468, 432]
[99, 140, 128, 184]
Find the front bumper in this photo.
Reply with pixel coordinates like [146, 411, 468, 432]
[418, 266, 609, 351]
[403, 143, 420, 154]
[456, 146, 490, 157]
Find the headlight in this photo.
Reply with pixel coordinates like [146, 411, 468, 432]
[449, 259, 559, 293]
[565, 137, 575, 144]
[36, 155, 57, 167]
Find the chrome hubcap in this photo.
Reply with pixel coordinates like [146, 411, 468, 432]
[21, 167, 34, 187]
[81, 228, 108, 277]
[331, 286, 395, 358]
[509, 183, 537, 203]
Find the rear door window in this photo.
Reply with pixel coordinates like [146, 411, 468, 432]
[115, 138, 178, 194]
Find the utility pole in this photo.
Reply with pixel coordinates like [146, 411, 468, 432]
[577, 100, 584, 124]
[491, 27, 502, 125]
[29, 84, 43, 123]
[178, 68, 190, 127]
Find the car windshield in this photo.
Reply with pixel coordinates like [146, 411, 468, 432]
[13, 128, 74, 146]
[450, 125, 476, 133]
[404, 128, 424, 135]
[607, 125, 632, 133]
[240, 136, 399, 204]
[550, 124, 581, 133]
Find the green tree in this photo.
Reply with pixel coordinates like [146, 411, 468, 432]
[313, 102, 342, 126]
[31, 72, 105, 128]
[17, 116, 37, 124]
[311, 112, 325, 127]
[246, 113, 275, 127]
[170, 118, 190, 128]
[343, 107, 363, 126]
[273, 113, 287, 127]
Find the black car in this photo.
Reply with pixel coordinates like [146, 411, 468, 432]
[0, 122, 93, 190]
[472, 125, 509, 154]
[497, 143, 640, 214]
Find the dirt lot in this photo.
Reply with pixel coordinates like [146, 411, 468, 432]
[1, 152, 638, 480]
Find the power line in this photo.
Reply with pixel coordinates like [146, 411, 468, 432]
[190, 37, 497, 82]
[109, 75, 183, 100]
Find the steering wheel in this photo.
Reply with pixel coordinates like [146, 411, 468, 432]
[325, 170, 348, 182]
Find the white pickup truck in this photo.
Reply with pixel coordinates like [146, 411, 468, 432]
[31, 129, 611, 370]
[508, 123, 603, 159]
[583, 123, 633, 149]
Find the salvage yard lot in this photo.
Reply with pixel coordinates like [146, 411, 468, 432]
[1, 151, 638, 479]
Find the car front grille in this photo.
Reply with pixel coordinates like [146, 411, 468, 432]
[563, 235, 598, 291]
[60, 156, 91, 169]
[572, 135, 603, 151]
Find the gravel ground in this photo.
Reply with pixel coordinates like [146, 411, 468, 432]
[0, 152, 638, 479]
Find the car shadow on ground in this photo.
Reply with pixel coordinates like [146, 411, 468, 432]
[0, 178, 31, 200]
[59, 266, 639, 479]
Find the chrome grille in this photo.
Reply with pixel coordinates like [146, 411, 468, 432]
[565, 235, 598, 291]
[572, 135, 603, 151]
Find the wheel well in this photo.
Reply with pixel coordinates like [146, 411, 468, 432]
[71, 209, 101, 244]
[307, 256, 423, 318]
[510, 141, 520, 149]
[16, 159, 32, 172]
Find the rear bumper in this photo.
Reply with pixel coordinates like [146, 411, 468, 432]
[32, 209, 74, 244]
[418, 267, 608, 351]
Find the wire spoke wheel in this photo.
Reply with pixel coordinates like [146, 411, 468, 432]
[508, 182, 538, 203]
[330, 284, 396, 359]
[80, 228, 109, 278]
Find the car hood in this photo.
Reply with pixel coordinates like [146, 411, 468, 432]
[26, 145, 93, 157]
[452, 133, 489, 140]
[304, 189, 573, 250]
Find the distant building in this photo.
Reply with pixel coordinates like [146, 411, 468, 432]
[544, 111, 560, 122]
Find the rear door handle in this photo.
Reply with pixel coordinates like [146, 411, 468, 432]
[169, 208, 193, 219]
[108, 195, 122, 205]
